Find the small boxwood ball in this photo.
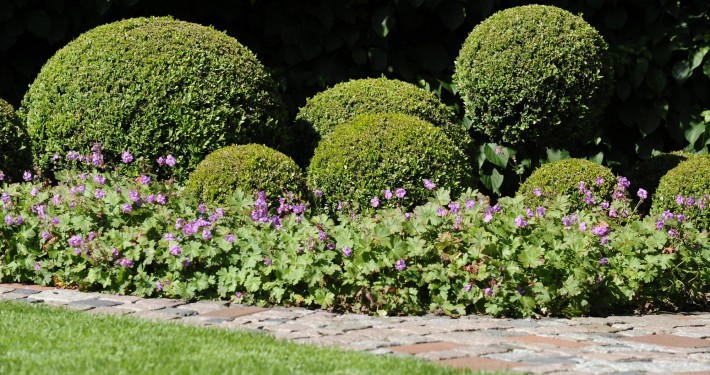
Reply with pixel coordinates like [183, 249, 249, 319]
[20, 16, 289, 180]
[518, 158, 616, 212]
[454, 5, 613, 150]
[651, 155, 710, 232]
[186, 144, 306, 205]
[295, 77, 472, 165]
[307, 112, 474, 212]
[0, 98, 32, 181]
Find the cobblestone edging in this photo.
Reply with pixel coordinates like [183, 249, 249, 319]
[2, 283, 709, 374]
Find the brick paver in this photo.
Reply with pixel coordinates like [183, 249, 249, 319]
[1, 283, 709, 374]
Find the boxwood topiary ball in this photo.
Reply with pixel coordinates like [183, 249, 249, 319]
[651, 155, 710, 232]
[307, 112, 474, 212]
[20, 16, 289, 181]
[518, 158, 616, 212]
[454, 5, 613, 150]
[0, 98, 32, 182]
[295, 77, 472, 165]
[186, 144, 307, 205]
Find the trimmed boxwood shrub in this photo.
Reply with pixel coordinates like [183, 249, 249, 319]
[518, 158, 616, 212]
[186, 144, 306, 205]
[307, 112, 474, 212]
[628, 151, 695, 215]
[454, 5, 613, 150]
[294, 77, 472, 165]
[651, 155, 710, 232]
[0, 98, 32, 181]
[20, 16, 289, 180]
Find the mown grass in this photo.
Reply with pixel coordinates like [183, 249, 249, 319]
[0, 301, 508, 375]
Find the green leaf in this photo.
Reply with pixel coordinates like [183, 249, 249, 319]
[371, 7, 392, 38]
[685, 120, 706, 145]
[518, 246, 544, 268]
[545, 148, 570, 162]
[690, 46, 709, 70]
[646, 67, 666, 95]
[672, 61, 690, 82]
[483, 144, 509, 168]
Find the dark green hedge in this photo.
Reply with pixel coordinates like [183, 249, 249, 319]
[0, 97, 32, 181]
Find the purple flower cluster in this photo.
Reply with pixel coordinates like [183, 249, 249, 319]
[395, 259, 406, 271]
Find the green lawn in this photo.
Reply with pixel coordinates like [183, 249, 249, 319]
[0, 301, 501, 375]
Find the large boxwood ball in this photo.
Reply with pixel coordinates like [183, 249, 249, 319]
[307, 112, 474, 212]
[0, 98, 32, 182]
[518, 158, 616, 212]
[651, 155, 710, 232]
[295, 77, 472, 165]
[20, 16, 289, 180]
[454, 5, 613, 150]
[186, 144, 306, 205]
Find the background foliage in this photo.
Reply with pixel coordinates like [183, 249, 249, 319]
[1, 0, 708, 195]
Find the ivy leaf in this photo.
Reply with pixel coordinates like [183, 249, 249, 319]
[684, 119, 706, 145]
[483, 143, 509, 168]
[672, 61, 690, 83]
[690, 46, 709, 70]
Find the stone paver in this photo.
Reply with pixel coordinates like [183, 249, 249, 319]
[1, 283, 709, 374]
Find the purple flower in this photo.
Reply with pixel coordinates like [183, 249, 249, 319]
[50, 217, 59, 225]
[465, 199, 476, 209]
[370, 197, 380, 208]
[535, 206, 546, 217]
[93, 174, 106, 185]
[129, 190, 140, 203]
[484, 287, 493, 297]
[121, 203, 132, 213]
[119, 258, 134, 268]
[423, 179, 436, 190]
[600, 236, 609, 245]
[598, 257, 608, 266]
[165, 154, 176, 167]
[383, 189, 392, 200]
[662, 210, 674, 220]
[577, 181, 586, 193]
[595, 177, 604, 185]
[532, 187, 542, 197]
[0, 172, 4, 181]
[182, 258, 191, 268]
[1, 192, 9, 203]
[41, 231, 50, 241]
[562, 216, 571, 229]
[145, 195, 155, 204]
[234, 292, 242, 300]
[121, 151, 133, 164]
[30, 188, 38, 197]
[579, 222, 587, 231]
[483, 213, 493, 223]
[34, 262, 41, 271]
[156, 280, 163, 291]
[314, 189, 323, 198]
[591, 225, 609, 237]
[395, 188, 406, 199]
[342, 246, 351, 257]
[156, 194, 167, 205]
[225, 234, 236, 243]
[655, 220, 665, 230]
[169, 244, 181, 256]
[685, 196, 696, 207]
[263, 258, 272, 266]
[198, 203, 206, 214]
[164, 232, 174, 242]
[4, 215, 12, 226]
[675, 195, 684, 206]
[94, 188, 106, 199]
[68, 235, 83, 247]
[22, 171, 32, 181]
[514, 215, 528, 228]
[318, 230, 327, 242]
[464, 283, 472, 292]
[676, 214, 685, 223]
[202, 229, 212, 240]
[608, 208, 618, 218]
[13, 215, 22, 225]
[600, 201, 610, 210]
[448, 202, 460, 214]
[67, 151, 79, 161]
[525, 208, 534, 218]
[668, 228, 679, 238]
[138, 175, 150, 185]
[617, 176, 630, 189]
[156, 156, 165, 166]
[437, 207, 447, 217]
[637, 188, 648, 200]
[395, 259, 406, 271]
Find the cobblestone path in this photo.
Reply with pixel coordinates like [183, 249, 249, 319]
[2, 283, 709, 374]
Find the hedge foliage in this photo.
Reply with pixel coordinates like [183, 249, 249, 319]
[307, 113, 473, 212]
[20, 16, 289, 180]
[651, 155, 710, 232]
[0, 98, 32, 182]
[186, 144, 306, 205]
[295, 77, 471, 164]
[518, 158, 617, 213]
[454, 5, 613, 150]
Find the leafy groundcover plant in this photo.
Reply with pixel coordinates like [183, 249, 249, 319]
[0, 147, 707, 318]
